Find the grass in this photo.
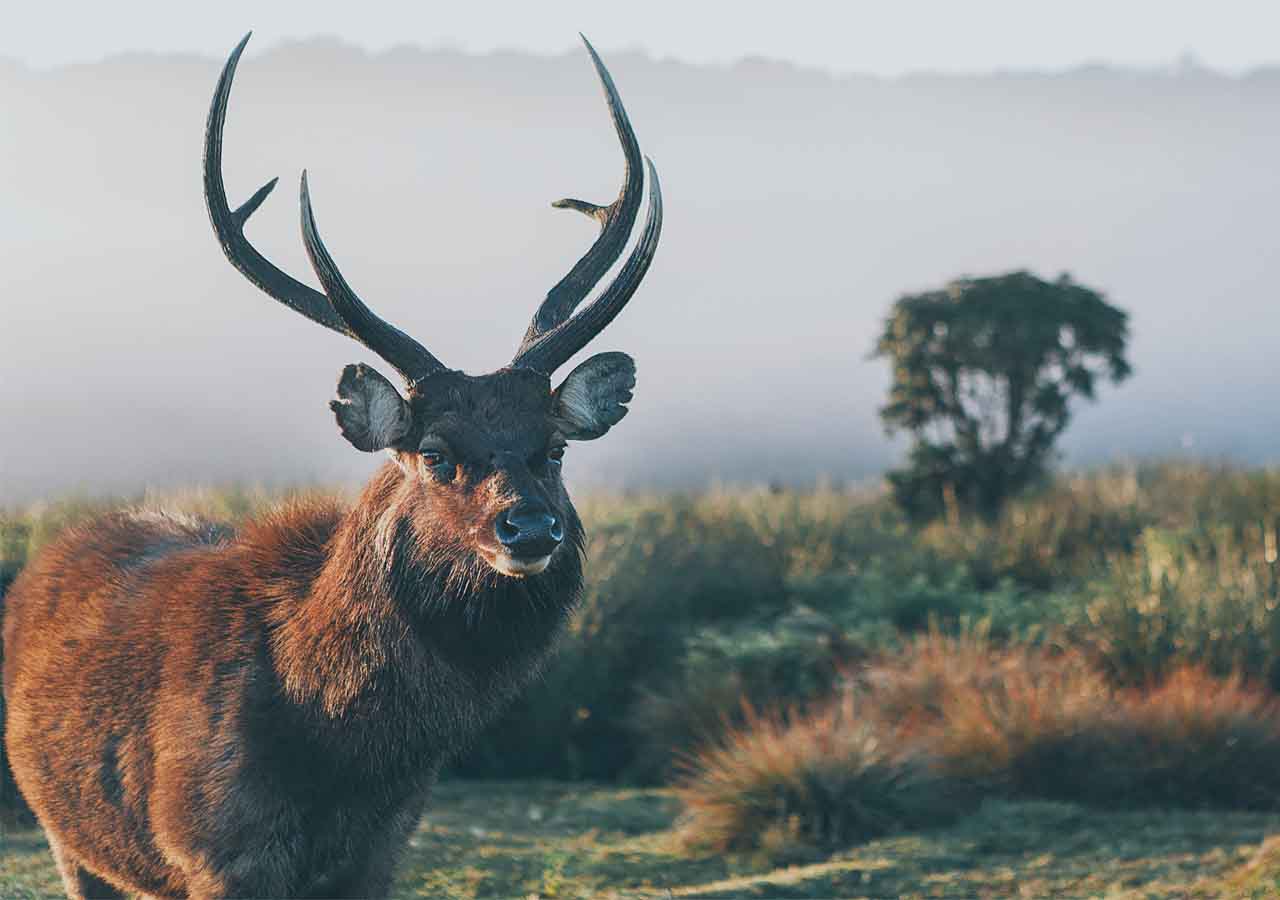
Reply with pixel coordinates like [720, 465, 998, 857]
[3, 781, 1279, 898]
[7, 462, 1280, 784]
[673, 692, 974, 857]
[6, 462, 1280, 891]
[674, 630, 1280, 857]
[898, 647, 1280, 811]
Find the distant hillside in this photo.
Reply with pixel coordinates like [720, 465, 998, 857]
[2, 41, 1278, 500]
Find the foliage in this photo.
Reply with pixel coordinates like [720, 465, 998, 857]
[6, 465, 1280, 894]
[867, 633, 1280, 811]
[675, 629, 1280, 863]
[1068, 525, 1280, 689]
[675, 628, 1280, 859]
[919, 466, 1148, 589]
[3, 462, 1280, 793]
[673, 692, 976, 859]
[874, 271, 1131, 520]
[626, 613, 859, 783]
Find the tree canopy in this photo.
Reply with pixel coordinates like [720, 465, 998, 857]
[874, 270, 1131, 520]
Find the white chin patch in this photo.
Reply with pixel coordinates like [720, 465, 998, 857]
[490, 554, 553, 577]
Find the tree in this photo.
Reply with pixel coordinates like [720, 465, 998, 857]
[873, 271, 1131, 521]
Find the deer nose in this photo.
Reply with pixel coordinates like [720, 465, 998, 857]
[495, 507, 563, 557]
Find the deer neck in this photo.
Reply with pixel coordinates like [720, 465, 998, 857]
[268, 463, 582, 728]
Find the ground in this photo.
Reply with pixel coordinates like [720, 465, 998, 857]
[2, 781, 1279, 898]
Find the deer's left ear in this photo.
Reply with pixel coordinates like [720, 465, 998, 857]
[552, 352, 636, 441]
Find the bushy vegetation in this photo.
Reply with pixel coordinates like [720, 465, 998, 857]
[1072, 524, 1280, 689]
[874, 271, 1132, 521]
[677, 633, 1280, 858]
[673, 691, 975, 858]
[467, 463, 1280, 784]
[6, 461, 1280, 894]
[3, 462, 1280, 815]
[892, 636, 1280, 810]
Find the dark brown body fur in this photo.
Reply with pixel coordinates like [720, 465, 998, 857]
[3, 462, 582, 898]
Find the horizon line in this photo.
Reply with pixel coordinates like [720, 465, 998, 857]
[3, 35, 1279, 83]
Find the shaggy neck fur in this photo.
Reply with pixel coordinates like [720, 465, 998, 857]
[260, 463, 584, 772]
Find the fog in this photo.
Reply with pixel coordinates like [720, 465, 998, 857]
[2, 41, 1278, 502]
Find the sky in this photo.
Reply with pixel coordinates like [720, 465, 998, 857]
[6, 0, 1280, 76]
[3, 3, 1280, 500]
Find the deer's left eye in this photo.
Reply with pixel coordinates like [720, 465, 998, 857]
[547, 446, 566, 466]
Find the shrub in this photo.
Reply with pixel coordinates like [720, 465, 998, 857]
[627, 610, 860, 781]
[896, 640, 1115, 792]
[1091, 668, 1280, 810]
[1141, 463, 1280, 533]
[868, 633, 1280, 811]
[674, 633, 1280, 860]
[4, 463, 1280, 795]
[1070, 525, 1280, 689]
[673, 692, 975, 858]
[858, 622, 1053, 726]
[919, 467, 1148, 590]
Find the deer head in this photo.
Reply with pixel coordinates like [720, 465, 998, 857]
[205, 33, 662, 577]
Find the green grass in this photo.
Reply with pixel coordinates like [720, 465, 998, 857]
[6, 464, 1279, 782]
[3, 781, 1277, 898]
[6, 463, 1280, 893]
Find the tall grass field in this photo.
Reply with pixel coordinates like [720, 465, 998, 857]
[6, 463, 1280, 897]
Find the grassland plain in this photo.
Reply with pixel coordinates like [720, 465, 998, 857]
[6, 464, 1280, 896]
[4, 782, 1280, 898]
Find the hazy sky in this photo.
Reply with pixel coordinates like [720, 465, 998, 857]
[4, 6, 1280, 500]
[6, 0, 1280, 75]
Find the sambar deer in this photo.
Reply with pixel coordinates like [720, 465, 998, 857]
[3, 32, 661, 899]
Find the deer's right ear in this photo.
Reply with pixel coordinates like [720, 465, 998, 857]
[330, 364, 411, 452]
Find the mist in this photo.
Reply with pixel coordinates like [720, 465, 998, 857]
[2, 41, 1279, 503]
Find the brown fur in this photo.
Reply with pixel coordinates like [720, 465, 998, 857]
[3, 369, 591, 898]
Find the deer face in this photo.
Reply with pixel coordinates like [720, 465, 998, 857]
[330, 358, 634, 576]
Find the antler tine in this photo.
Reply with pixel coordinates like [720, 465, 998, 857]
[513, 157, 663, 375]
[204, 32, 349, 335]
[207, 34, 447, 387]
[300, 172, 447, 387]
[517, 34, 647, 353]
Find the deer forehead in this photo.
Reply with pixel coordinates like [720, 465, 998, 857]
[410, 369, 557, 456]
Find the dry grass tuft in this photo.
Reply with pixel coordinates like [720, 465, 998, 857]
[673, 691, 974, 857]
[872, 634, 1280, 810]
[676, 631, 1280, 858]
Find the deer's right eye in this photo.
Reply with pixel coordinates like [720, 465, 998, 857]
[421, 451, 454, 481]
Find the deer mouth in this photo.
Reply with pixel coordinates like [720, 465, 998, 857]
[497, 554, 553, 577]
[480, 547, 554, 578]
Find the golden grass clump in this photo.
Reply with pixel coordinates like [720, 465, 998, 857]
[673, 691, 974, 856]
[676, 631, 1280, 858]
[870, 634, 1280, 810]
